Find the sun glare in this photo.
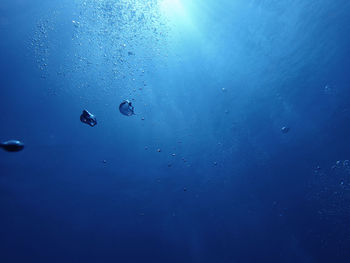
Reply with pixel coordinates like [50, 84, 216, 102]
[160, 0, 186, 18]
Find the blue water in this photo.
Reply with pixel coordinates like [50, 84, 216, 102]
[1, 0, 350, 262]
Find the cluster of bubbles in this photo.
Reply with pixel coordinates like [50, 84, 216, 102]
[69, 0, 168, 97]
[30, 15, 56, 80]
[309, 160, 350, 219]
[307, 160, 350, 248]
[30, 0, 169, 99]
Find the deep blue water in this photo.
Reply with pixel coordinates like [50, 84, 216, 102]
[1, 0, 350, 262]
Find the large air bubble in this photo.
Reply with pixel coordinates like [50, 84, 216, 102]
[80, 110, 97, 127]
[119, 100, 135, 116]
[0, 140, 24, 152]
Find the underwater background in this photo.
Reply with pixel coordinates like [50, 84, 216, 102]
[1, 0, 350, 262]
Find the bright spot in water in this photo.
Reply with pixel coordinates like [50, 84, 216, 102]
[159, 0, 193, 26]
[160, 0, 184, 16]
[159, 0, 198, 35]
